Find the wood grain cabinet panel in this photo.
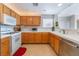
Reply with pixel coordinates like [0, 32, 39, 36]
[26, 16, 33, 26]
[34, 32, 42, 43]
[0, 4, 3, 24]
[20, 16, 41, 26]
[20, 16, 27, 25]
[3, 5, 11, 16]
[1, 37, 10, 56]
[50, 34, 55, 48]
[42, 32, 49, 43]
[21, 33, 30, 43]
[21, 33, 35, 43]
[0, 4, 3, 13]
[49, 33, 61, 55]
[28, 33, 35, 43]
[16, 14, 20, 25]
[10, 10, 16, 18]
[54, 36, 61, 54]
[32, 16, 41, 26]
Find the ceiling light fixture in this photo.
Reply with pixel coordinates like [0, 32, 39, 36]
[33, 3, 38, 6]
[58, 3, 63, 6]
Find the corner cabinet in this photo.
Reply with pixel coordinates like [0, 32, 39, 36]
[20, 16, 41, 26]
[50, 33, 61, 55]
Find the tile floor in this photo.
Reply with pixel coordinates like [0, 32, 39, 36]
[22, 44, 56, 56]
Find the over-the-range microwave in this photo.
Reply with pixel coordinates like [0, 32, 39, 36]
[3, 14, 16, 25]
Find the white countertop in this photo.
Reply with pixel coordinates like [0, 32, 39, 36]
[51, 31, 79, 44]
[1, 31, 79, 44]
[1, 34, 11, 39]
[1, 32, 21, 39]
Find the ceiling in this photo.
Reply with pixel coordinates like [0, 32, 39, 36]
[4, 3, 72, 16]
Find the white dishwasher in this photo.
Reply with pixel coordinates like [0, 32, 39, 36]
[59, 39, 79, 56]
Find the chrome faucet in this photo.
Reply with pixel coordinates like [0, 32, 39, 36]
[62, 30, 65, 34]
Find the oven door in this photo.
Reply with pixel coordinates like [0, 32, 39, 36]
[11, 33, 21, 55]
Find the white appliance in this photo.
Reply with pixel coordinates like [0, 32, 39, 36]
[3, 14, 16, 25]
[1, 25, 21, 55]
[11, 32, 21, 55]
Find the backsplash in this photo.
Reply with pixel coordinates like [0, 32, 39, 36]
[61, 29, 79, 35]
[0, 24, 14, 33]
[21, 26, 52, 32]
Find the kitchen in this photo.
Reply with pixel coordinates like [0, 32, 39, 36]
[1, 3, 79, 56]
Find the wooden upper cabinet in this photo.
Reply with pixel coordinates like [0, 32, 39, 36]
[3, 5, 11, 16]
[32, 16, 41, 26]
[20, 16, 41, 26]
[11, 10, 16, 18]
[26, 16, 33, 26]
[0, 4, 3, 13]
[21, 16, 27, 25]
[16, 14, 20, 25]
[0, 4, 3, 24]
[1, 37, 10, 56]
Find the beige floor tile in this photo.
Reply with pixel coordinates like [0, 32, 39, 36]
[22, 44, 56, 56]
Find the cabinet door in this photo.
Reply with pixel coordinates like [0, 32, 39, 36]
[50, 34, 55, 48]
[21, 33, 30, 43]
[21, 16, 27, 25]
[11, 10, 16, 18]
[0, 4, 3, 24]
[42, 32, 49, 43]
[3, 5, 11, 16]
[0, 4, 3, 13]
[32, 16, 41, 26]
[26, 16, 33, 26]
[54, 36, 60, 54]
[16, 14, 20, 25]
[28, 33, 35, 43]
[34, 32, 42, 43]
[21, 33, 35, 43]
[1, 37, 10, 56]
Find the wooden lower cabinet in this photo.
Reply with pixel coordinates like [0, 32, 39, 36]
[54, 36, 61, 55]
[50, 33, 61, 55]
[34, 32, 42, 43]
[29, 33, 35, 43]
[21, 32, 61, 55]
[1, 37, 10, 56]
[21, 32, 49, 44]
[42, 32, 49, 43]
[50, 34, 55, 48]
[21, 33, 30, 43]
[21, 32, 34, 43]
